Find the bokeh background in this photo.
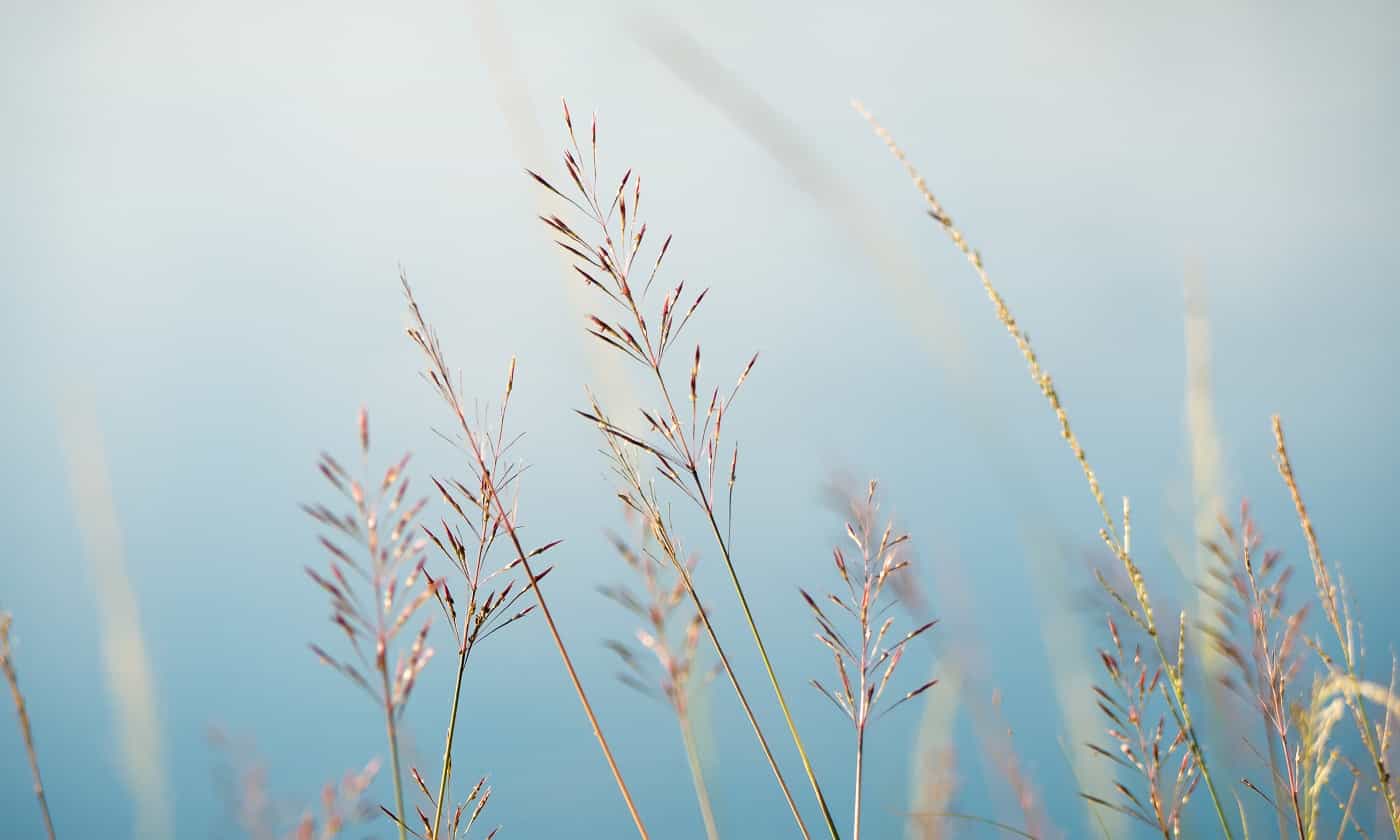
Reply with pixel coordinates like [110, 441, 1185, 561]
[3, 1, 1398, 837]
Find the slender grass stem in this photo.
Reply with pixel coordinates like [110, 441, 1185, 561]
[852, 727, 865, 840]
[600, 429, 811, 839]
[0, 615, 57, 840]
[678, 707, 721, 840]
[486, 480, 650, 839]
[671, 549, 811, 839]
[696, 493, 843, 840]
[431, 644, 473, 839]
[380, 663, 409, 840]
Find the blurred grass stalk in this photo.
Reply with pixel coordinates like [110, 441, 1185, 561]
[1184, 267, 1228, 676]
[57, 391, 174, 840]
[467, 0, 637, 419]
[852, 101, 1238, 837]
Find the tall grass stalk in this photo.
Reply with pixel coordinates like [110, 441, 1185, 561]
[403, 279, 651, 839]
[379, 667, 408, 840]
[1273, 416, 1400, 836]
[0, 614, 57, 840]
[853, 100, 1236, 839]
[529, 102, 840, 838]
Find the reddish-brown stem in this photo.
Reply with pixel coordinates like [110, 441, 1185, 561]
[852, 725, 865, 840]
[475, 459, 649, 839]
[1, 615, 58, 840]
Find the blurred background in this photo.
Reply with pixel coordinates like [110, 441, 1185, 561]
[2, 0, 1397, 837]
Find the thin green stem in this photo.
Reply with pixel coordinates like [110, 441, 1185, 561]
[602, 428, 809, 837]
[696, 490, 842, 840]
[380, 664, 409, 840]
[597, 442, 809, 836]
[669, 554, 811, 839]
[678, 708, 721, 840]
[629, 351, 836, 838]
[431, 643, 473, 839]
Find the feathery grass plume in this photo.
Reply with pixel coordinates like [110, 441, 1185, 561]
[1, 613, 57, 840]
[401, 278, 650, 839]
[413, 361, 537, 840]
[530, 101, 840, 838]
[1083, 615, 1199, 838]
[1273, 415, 1400, 835]
[602, 522, 721, 840]
[803, 480, 937, 840]
[854, 101, 1236, 838]
[302, 409, 437, 840]
[1198, 502, 1309, 836]
[208, 728, 381, 840]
